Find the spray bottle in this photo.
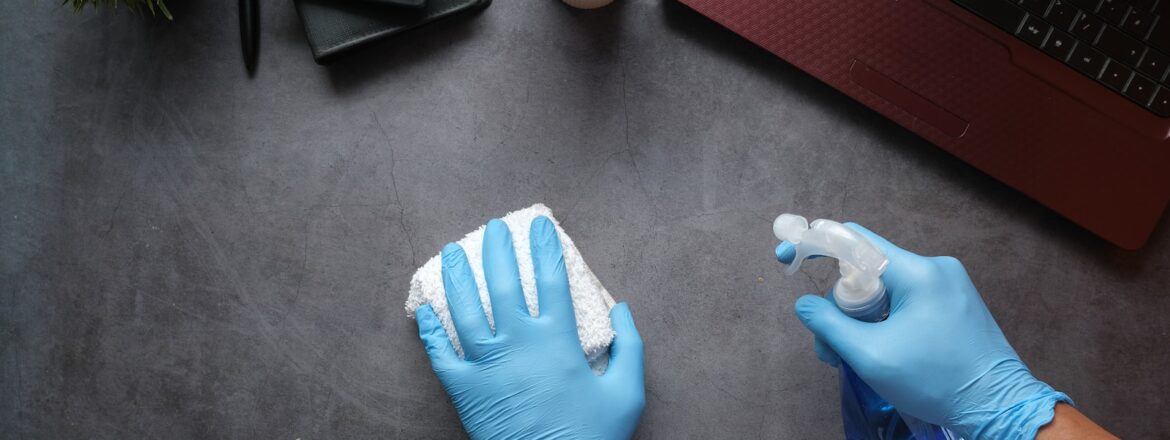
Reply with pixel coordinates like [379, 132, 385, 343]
[773, 214, 961, 440]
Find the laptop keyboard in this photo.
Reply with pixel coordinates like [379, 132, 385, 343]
[954, 0, 1170, 117]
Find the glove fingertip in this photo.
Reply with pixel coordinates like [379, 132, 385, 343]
[610, 303, 634, 329]
[441, 242, 465, 266]
[415, 305, 460, 365]
[486, 217, 508, 230]
[530, 216, 558, 247]
[794, 294, 866, 356]
[605, 303, 644, 380]
[776, 242, 796, 264]
[415, 304, 439, 330]
[794, 294, 831, 326]
[610, 303, 642, 351]
[415, 305, 442, 340]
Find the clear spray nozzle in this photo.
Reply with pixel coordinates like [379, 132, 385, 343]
[773, 214, 890, 321]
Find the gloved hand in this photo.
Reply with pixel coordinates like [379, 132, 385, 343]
[778, 223, 1070, 440]
[415, 216, 645, 440]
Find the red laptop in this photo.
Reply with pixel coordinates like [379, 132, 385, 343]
[679, 0, 1170, 249]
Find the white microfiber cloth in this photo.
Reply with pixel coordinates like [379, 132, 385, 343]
[405, 203, 617, 364]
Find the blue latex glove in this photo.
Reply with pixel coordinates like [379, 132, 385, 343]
[777, 223, 1070, 440]
[415, 216, 645, 440]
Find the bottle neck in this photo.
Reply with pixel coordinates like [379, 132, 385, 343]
[834, 280, 890, 323]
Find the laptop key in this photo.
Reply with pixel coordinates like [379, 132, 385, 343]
[1148, 21, 1170, 53]
[1067, 0, 1100, 10]
[1125, 74, 1158, 104]
[1096, 0, 1129, 25]
[1019, 16, 1053, 47]
[1121, 8, 1155, 38]
[1072, 12, 1106, 41]
[1100, 61, 1134, 90]
[1069, 44, 1109, 76]
[1128, 0, 1156, 11]
[1150, 87, 1170, 116]
[1019, 0, 1052, 14]
[1137, 49, 1169, 81]
[1045, 29, 1078, 59]
[1046, 0, 1080, 30]
[1097, 26, 1146, 65]
[955, 0, 1027, 31]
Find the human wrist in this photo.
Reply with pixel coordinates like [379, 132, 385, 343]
[1036, 403, 1119, 440]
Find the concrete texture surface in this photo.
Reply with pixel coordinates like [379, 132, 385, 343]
[2, 1, 1168, 438]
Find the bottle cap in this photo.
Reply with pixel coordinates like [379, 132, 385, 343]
[774, 214, 889, 321]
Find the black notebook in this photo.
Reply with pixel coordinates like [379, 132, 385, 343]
[294, 0, 491, 65]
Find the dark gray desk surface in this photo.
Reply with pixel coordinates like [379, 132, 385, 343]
[3, 1, 1168, 438]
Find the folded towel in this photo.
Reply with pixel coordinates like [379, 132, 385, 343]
[405, 203, 617, 365]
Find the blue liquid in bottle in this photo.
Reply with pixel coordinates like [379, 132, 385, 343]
[840, 362, 909, 439]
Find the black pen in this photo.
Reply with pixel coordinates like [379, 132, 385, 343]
[239, 0, 259, 74]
